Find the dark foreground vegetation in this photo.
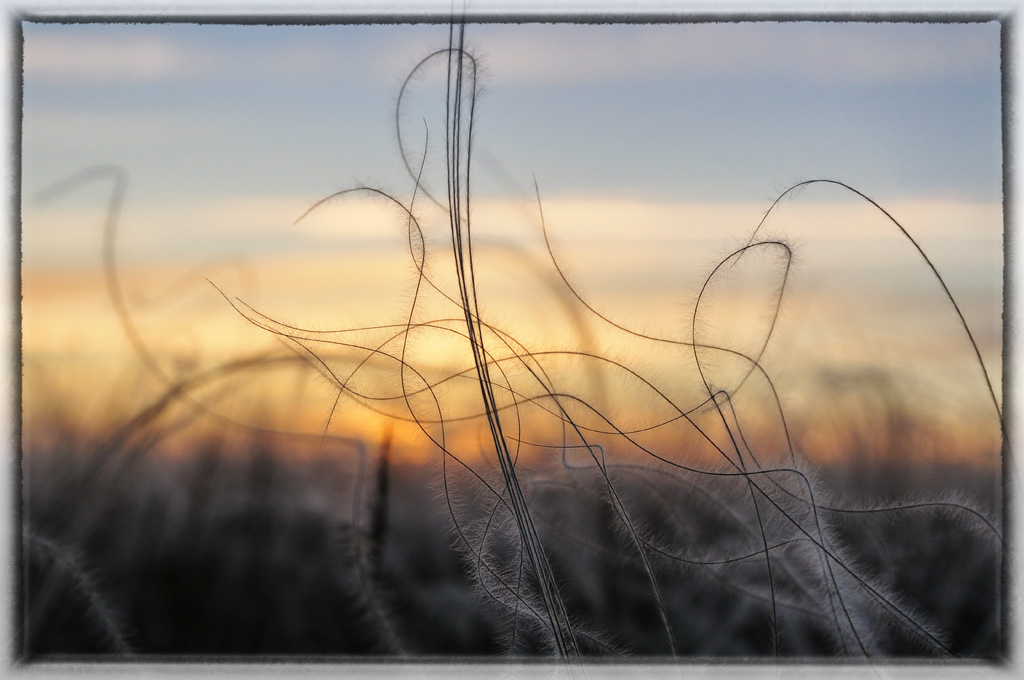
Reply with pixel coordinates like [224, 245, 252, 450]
[22, 434, 1001, 659]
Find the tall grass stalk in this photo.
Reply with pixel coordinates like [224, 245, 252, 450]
[22, 18, 1003, 662]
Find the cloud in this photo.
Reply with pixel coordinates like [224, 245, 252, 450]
[22, 21, 999, 87]
[21, 26, 418, 84]
[472, 22, 1001, 86]
[24, 33, 200, 83]
[22, 192, 1002, 270]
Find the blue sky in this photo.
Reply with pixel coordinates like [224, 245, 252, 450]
[22, 20, 1002, 209]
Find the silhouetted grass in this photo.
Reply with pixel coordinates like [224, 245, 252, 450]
[22, 429, 999, 658]
[20, 17, 1003, 665]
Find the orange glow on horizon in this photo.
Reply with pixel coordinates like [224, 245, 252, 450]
[22, 196, 1003, 471]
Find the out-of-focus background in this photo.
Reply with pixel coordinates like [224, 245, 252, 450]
[17, 16, 1004, 661]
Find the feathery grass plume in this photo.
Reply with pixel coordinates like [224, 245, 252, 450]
[23, 19, 1001, 661]
[346, 427, 406, 654]
[27, 164, 416, 656]
[439, 20, 582, 659]
[32, 166, 330, 510]
[311, 25, 997, 651]
[23, 528, 132, 656]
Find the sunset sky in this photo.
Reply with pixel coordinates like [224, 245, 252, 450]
[20, 18, 1004, 464]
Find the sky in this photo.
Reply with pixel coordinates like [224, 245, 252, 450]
[18, 16, 1005, 466]
[22, 21, 1000, 208]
